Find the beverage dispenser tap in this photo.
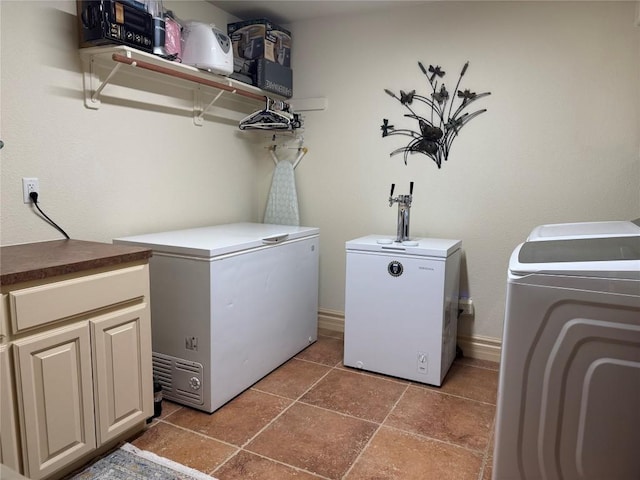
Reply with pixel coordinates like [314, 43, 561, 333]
[389, 181, 414, 243]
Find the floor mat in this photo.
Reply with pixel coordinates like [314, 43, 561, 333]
[68, 443, 218, 480]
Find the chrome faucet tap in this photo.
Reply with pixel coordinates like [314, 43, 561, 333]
[388, 182, 414, 243]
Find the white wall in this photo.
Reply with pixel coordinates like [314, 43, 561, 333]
[0, 0, 263, 245]
[286, 1, 640, 339]
[1, 1, 639, 343]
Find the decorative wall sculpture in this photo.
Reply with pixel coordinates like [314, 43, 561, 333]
[381, 62, 491, 167]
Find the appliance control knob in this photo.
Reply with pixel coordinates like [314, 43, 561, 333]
[189, 377, 201, 390]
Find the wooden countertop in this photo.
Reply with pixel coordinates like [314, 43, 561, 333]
[0, 239, 152, 286]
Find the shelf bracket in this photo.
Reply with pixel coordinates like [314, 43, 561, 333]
[289, 97, 328, 112]
[83, 51, 131, 110]
[79, 47, 288, 124]
[193, 80, 236, 126]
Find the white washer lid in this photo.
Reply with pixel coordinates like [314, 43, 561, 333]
[509, 236, 640, 279]
[527, 221, 640, 241]
[114, 223, 319, 257]
[346, 235, 461, 258]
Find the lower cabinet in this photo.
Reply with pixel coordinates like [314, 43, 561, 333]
[4, 264, 153, 479]
[13, 324, 96, 479]
[91, 304, 153, 445]
[0, 344, 21, 472]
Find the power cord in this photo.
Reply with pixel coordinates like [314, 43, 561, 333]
[29, 192, 70, 239]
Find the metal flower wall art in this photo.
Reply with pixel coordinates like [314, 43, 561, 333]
[381, 61, 491, 167]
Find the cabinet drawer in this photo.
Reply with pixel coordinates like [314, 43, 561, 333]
[9, 265, 149, 333]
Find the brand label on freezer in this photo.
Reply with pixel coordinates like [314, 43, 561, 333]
[388, 261, 403, 277]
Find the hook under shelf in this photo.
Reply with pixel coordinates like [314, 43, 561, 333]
[269, 144, 308, 169]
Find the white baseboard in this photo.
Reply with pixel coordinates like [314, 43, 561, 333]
[317, 309, 502, 363]
[318, 309, 345, 332]
[456, 334, 502, 363]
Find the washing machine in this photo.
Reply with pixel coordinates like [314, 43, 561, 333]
[493, 221, 640, 480]
[343, 235, 461, 386]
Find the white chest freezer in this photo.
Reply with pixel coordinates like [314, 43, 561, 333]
[493, 221, 640, 480]
[343, 235, 461, 386]
[115, 223, 319, 413]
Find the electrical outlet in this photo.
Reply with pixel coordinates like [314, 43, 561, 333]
[22, 177, 39, 204]
[459, 298, 474, 316]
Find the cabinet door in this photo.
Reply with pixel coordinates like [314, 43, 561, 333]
[0, 294, 8, 339]
[1, 344, 22, 472]
[91, 303, 153, 445]
[13, 323, 95, 480]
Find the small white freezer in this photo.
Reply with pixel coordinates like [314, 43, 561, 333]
[115, 223, 319, 413]
[343, 235, 462, 386]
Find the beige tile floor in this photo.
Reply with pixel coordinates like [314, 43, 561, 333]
[131, 329, 499, 480]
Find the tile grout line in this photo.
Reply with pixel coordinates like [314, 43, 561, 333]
[381, 422, 489, 456]
[173, 339, 339, 475]
[336, 364, 413, 386]
[144, 336, 498, 479]
[253, 345, 495, 476]
[211, 357, 338, 476]
[207, 447, 242, 477]
[292, 356, 342, 368]
[317, 332, 343, 340]
[455, 361, 500, 372]
[159, 341, 342, 477]
[338, 358, 497, 405]
[409, 383, 498, 407]
[291, 398, 380, 426]
[223, 449, 334, 480]
[147, 417, 245, 477]
[477, 413, 497, 480]
[318, 333, 498, 371]
[389, 385, 494, 455]
[156, 401, 489, 478]
[340, 382, 411, 479]
[155, 418, 240, 450]
[213, 355, 373, 478]
[140, 408, 245, 478]
[156, 404, 183, 422]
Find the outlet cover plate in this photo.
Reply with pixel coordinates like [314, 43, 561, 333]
[22, 177, 39, 203]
